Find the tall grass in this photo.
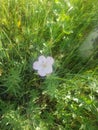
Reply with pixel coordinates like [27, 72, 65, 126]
[0, 0, 98, 130]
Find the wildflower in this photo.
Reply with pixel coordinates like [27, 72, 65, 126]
[17, 20, 21, 28]
[33, 55, 54, 77]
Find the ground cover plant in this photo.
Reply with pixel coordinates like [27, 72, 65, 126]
[0, 0, 98, 130]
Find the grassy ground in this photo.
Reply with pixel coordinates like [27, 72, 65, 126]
[0, 0, 98, 130]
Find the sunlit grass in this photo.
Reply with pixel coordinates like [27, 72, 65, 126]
[0, 0, 98, 130]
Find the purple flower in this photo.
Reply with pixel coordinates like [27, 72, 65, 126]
[33, 55, 54, 77]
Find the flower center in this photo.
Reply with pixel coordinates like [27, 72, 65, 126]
[42, 62, 47, 68]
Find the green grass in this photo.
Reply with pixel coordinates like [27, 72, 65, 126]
[0, 0, 98, 130]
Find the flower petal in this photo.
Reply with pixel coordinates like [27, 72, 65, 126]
[38, 69, 46, 77]
[45, 66, 53, 74]
[33, 61, 40, 70]
[38, 55, 46, 62]
[47, 56, 54, 64]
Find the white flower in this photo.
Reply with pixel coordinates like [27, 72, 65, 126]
[33, 55, 54, 77]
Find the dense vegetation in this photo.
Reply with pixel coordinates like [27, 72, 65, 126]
[0, 0, 98, 130]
